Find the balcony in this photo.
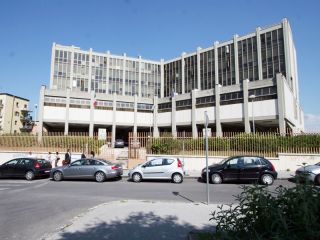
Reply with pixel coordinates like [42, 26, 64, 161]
[20, 116, 33, 122]
[20, 124, 33, 132]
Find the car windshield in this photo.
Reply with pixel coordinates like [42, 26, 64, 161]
[316, 162, 320, 166]
[218, 157, 233, 165]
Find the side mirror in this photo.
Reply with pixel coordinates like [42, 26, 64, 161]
[142, 165, 146, 168]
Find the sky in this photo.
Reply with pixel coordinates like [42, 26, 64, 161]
[0, 0, 319, 130]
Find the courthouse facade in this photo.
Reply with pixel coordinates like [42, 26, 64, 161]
[38, 18, 304, 143]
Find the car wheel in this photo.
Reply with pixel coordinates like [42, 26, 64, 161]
[211, 173, 222, 184]
[25, 171, 35, 181]
[95, 171, 106, 182]
[132, 173, 142, 183]
[315, 174, 320, 185]
[53, 171, 63, 181]
[260, 174, 274, 185]
[172, 173, 183, 184]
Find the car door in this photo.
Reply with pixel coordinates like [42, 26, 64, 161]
[63, 159, 84, 179]
[222, 157, 242, 181]
[161, 158, 176, 178]
[141, 159, 164, 179]
[1, 159, 19, 177]
[15, 159, 32, 177]
[240, 157, 262, 180]
[78, 159, 96, 178]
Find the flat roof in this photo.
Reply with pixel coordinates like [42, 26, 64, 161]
[0, 93, 29, 102]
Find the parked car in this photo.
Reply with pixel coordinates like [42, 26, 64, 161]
[128, 157, 184, 183]
[0, 158, 52, 180]
[50, 158, 123, 182]
[295, 162, 320, 185]
[201, 156, 277, 185]
[114, 139, 125, 148]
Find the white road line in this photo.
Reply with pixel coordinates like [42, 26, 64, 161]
[0, 188, 10, 191]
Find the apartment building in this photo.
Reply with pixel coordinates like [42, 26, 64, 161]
[0, 93, 33, 134]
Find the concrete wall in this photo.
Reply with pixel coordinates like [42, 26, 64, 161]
[94, 109, 113, 123]
[43, 106, 66, 121]
[0, 151, 82, 166]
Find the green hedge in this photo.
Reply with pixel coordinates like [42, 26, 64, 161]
[148, 134, 320, 156]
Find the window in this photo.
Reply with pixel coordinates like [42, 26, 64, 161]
[16, 102, 19, 108]
[148, 159, 163, 167]
[226, 157, 243, 168]
[18, 159, 32, 166]
[243, 157, 259, 166]
[14, 121, 17, 125]
[5, 159, 18, 166]
[15, 111, 19, 117]
[162, 159, 174, 165]
[71, 160, 84, 166]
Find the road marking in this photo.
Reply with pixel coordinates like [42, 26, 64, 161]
[0, 188, 10, 191]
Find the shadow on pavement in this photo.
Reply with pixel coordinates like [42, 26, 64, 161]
[55, 212, 213, 240]
[172, 191, 194, 203]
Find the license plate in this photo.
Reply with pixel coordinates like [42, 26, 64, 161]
[45, 170, 51, 173]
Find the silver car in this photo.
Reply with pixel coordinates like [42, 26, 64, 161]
[295, 162, 320, 185]
[128, 157, 184, 183]
[50, 158, 123, 182]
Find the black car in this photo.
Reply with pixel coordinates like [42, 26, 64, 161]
[201, 156, 277, 185]
[0, 158, 52, 180]
[114, 139, 125, 148]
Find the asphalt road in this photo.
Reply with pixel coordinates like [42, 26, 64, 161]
[0, 178, 294, 240]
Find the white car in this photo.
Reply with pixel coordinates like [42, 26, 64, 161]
[128, 158, 184, 183]
[295, 162, 320, 185]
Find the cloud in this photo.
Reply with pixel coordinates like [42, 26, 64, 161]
[304, 113, 320, 132]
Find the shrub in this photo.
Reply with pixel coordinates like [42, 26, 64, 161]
[210, 183, 320, 240]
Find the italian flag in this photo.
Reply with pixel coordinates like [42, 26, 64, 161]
[93, 93, 97, 107]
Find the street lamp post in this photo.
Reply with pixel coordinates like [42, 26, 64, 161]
[34, 104, 38, 122]
[149, 105, 154, 137]
[249, 95, 256, 134]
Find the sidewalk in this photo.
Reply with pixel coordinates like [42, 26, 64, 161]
[44, 200, 218, 240]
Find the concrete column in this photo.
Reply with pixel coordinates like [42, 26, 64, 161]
[243, 79, 251, 133]
[197, 47, 201, 90]
[181, 53, 186, 94]
[233, 35, 240, 84]
[64, 88, 70, 135]
[160, 59, 164, 98]
[256, 27, 263, 80]
[69, 46, 75, 90]
[122, 53, 126, 96]
[112, 93, 117, 146]
[215, 84, 222, 137]
[88, 48, 93, 93]
[282, 18, 292, 89]
[139, 56, 142, 97]
[49, 43, 56, 89]
[153, 96, 159, 137]
[89, 91, 95, 137]
[214, 42, 222, 136]
[106, 51, 110, 94]
[37, 85, 45, 143]
[171, 95, 177, 138]
[133, 94, 138, 135]
[214, 41, 219, 85]
[191, 90, 198, 138]
[276, 73, 286, 135]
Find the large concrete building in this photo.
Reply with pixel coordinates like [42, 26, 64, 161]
[0, 93, 32, 134]
[38, 18, 304, 144]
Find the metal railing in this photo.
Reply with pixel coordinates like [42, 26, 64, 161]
[128, 131, 320, 159]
